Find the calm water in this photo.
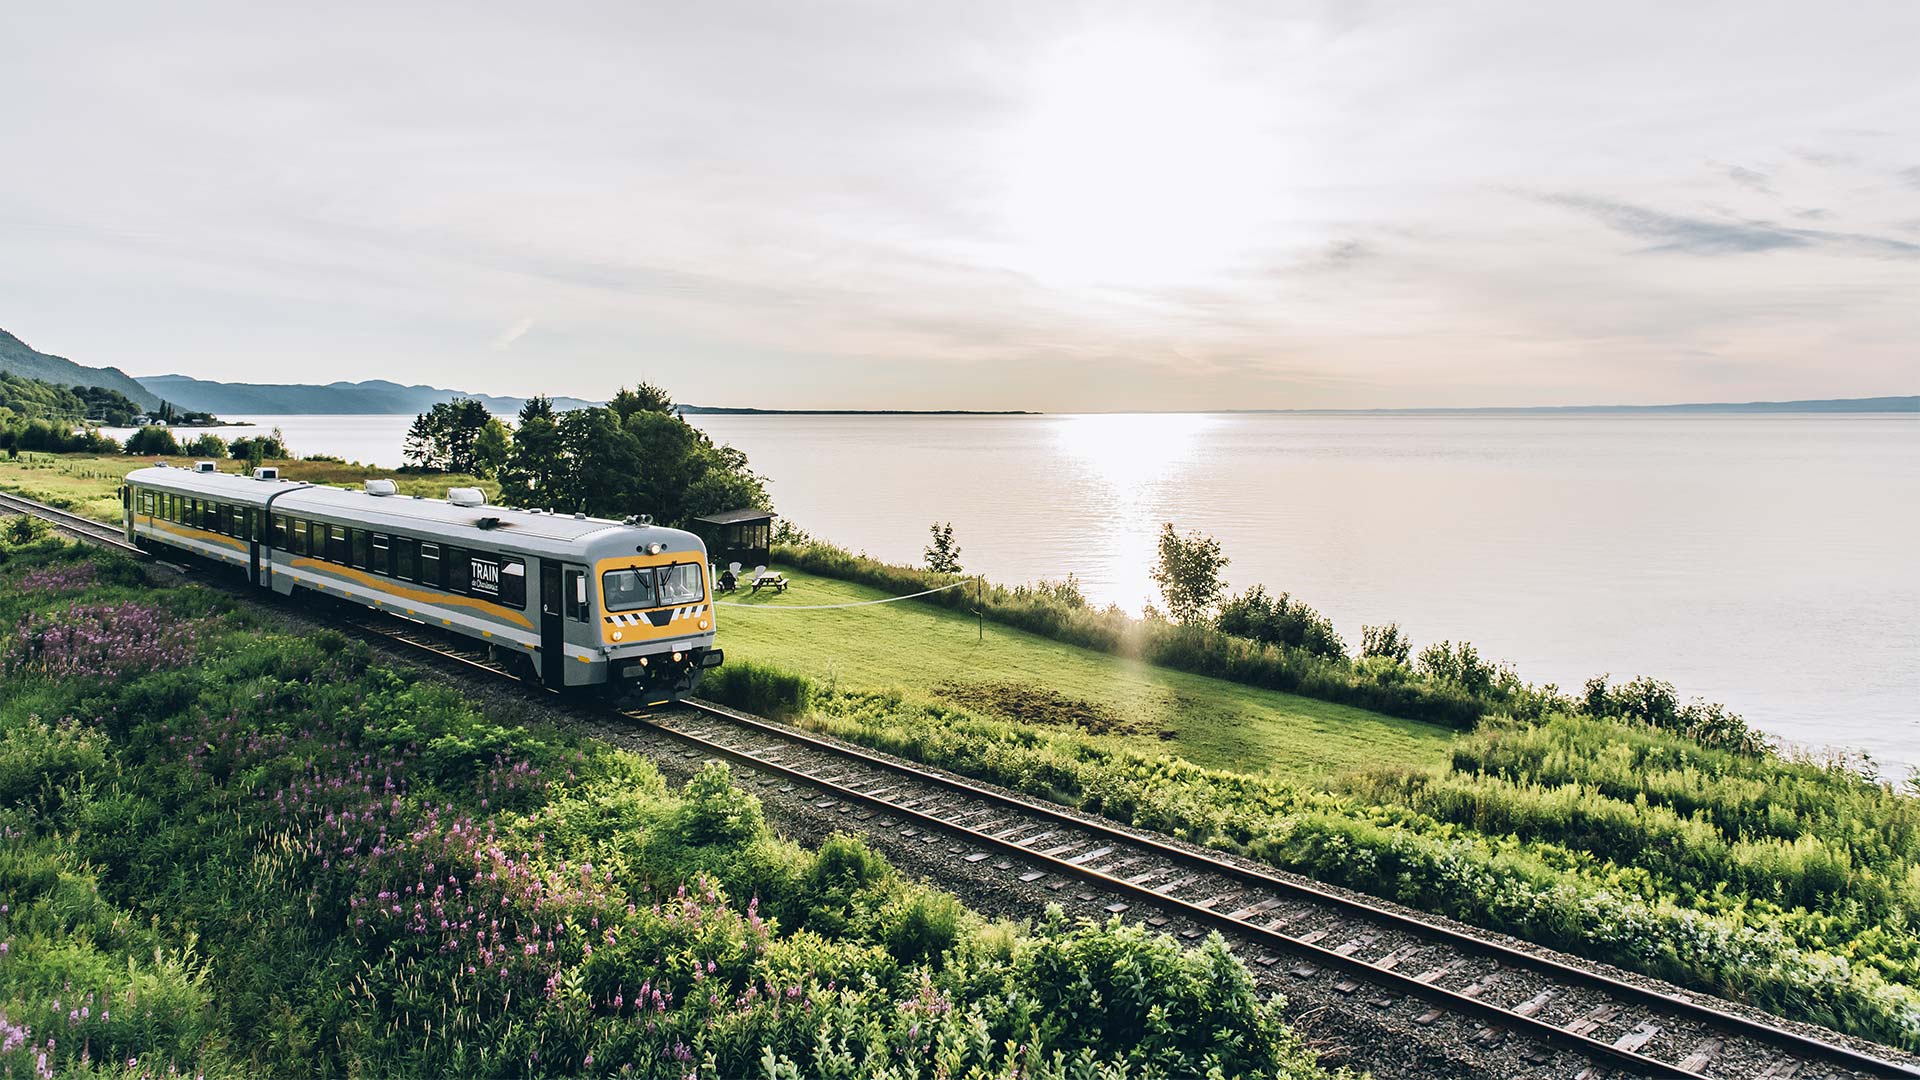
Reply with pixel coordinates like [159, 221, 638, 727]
[102, 414, 421, 468]
[114, 411, 1920, 775]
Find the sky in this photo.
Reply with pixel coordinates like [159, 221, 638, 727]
[2, 1, 1917, 410]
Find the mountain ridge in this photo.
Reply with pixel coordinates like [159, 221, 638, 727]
[0, 329, 162, 410]
[135, 373, 602, 416]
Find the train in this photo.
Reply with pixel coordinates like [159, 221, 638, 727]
[120, 462, 722, 699]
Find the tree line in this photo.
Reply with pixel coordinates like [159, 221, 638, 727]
[402, 385, 768, 528]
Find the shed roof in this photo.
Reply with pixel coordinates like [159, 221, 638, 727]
[691, 508, 777, 526]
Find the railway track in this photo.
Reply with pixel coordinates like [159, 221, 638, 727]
[0, 489, 144, 553]
[9, 489, 1917, 1080]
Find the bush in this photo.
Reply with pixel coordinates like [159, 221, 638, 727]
[1360, 623, 1411, 664]
[182, 432, 228, 457]
[701, 659, 812, 718]
[1217, 584, 1346, 659]
[122, 426, 182, 456]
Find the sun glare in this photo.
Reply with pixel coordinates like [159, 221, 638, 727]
[996, 28, 1281, 290]
[1055, 412, 1218, 611]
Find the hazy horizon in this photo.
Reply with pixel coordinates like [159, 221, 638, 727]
[4, 2, 1917, 410]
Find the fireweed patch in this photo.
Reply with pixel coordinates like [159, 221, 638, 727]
[0, 549, 1338, 1080]
[5, 601, 196, 679]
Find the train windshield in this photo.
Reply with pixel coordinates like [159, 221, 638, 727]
[658, 563, 704, 605]
[602, 568, 657, 611]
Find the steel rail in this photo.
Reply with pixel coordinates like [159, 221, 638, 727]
[11, 489, 1915, 1079]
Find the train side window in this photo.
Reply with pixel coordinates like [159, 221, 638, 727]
[420, 542, 441, 586]
[327, 525, 348, 564]
[288, 518, 306, 555]
[564, 569, 587, 621]
[351, 530, 370, 569]
[499, 557, 526, 607]
[370, 534, 390, 575]
[447, 547, 469, 593]
[394, 537, 416, 581]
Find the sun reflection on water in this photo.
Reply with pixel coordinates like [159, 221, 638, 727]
[1053, 413, 1218, 612]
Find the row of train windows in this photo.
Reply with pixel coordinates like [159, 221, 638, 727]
[134, 488, 531, 610]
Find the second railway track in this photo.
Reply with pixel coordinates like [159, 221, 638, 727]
[6, 488, 1917, 1080]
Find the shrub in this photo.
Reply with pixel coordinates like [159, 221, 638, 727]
[701, 660, 811, 719]
[1360, 622, 1411, 664]
[183, 432, 228, 458]
[1218, 583, 1346, 659]
[122, 426, 181, 456]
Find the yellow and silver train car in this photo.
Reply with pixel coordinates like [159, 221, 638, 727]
[121, 464, 722, 696]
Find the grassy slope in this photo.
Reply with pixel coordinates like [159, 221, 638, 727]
[0, 450, 1452, 782]
[718, 569, 1454, 781]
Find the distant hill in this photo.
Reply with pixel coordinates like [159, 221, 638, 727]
[0, 328, 162, 410]
[1244, 395, 1920, 415]
[135, 374, 602, 416]
[1443, 395, 1920, 414]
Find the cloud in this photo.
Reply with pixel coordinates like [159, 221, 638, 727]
[1543, 194, 1920, 259]
[1725, 165, 1772, 194]
[1899, 166, 1920, 190]
[493, 317, 535, 350]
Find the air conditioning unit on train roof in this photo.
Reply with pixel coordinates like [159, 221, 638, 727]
[194, 460, 217, 473]
[447, 487, 486, 507]
[364, 479, 396, 496]
[253, 467, 279, 481]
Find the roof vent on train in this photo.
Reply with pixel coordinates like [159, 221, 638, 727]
[447, 487, 486, 507]
[364, 479, 397, 496]
[194, 460, 218, 473]
[253, 467, 279, 481]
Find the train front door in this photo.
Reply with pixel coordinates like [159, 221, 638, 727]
[540, 561, 565, 687]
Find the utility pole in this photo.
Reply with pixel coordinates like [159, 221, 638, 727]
[976, 574, 983, 644]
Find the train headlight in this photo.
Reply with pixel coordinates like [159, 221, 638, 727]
[698, 619, 709, 630]
[672, 651, 683, 663]
[637, 656, 648, 666]
[611, 631, 622, 641]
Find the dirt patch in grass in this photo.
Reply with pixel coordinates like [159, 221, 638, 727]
[935, 679, 1157, 736]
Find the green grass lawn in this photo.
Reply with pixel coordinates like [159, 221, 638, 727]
[717, 570, 1455, 782]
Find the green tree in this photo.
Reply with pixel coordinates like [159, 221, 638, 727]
[124, 426, 182, 456]
[228, 429, 289, 463]
[924, 522, 962, 573]
[403, 398, 491, 472]
[472, 417, 511, 478]
[184, 432, 228, 458]
[607, 382, 676, 420]
[499, 396, 565, 507]
[1150, 523, 1228, 625]
[1360, 623, 1411, 665]
[507, 385, 768, 526]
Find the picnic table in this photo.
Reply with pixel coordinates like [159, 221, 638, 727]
[750, 570, 788, 594]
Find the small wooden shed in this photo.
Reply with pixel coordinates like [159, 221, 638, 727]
[691, 508, 776, 569]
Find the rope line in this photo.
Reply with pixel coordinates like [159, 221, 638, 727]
[714, 579, 972, 610]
